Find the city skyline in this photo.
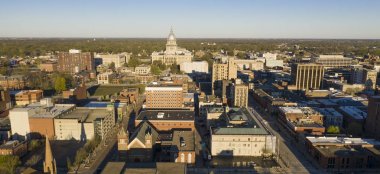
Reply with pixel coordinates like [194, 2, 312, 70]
[0, 0, 379, 39]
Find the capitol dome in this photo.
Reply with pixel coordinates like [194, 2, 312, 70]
[167, 28, 176, 41]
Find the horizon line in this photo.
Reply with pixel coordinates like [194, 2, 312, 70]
[0, 37, 380, 40]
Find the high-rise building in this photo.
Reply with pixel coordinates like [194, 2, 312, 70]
[151, 28, 193, 65]
[363, 68, 377, 89]
[291, 63, 324, 90]
[230, 79, 248, 107]
[351, 66, 377, 89]
[145, 84, 183, 109]
[366, 96, 380, 140]
[57, 49, 94, 73]
[212, 57, 237, 96]
[312, 55, 352, 68]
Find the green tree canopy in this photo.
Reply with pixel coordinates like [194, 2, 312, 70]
[127, 57, 141, 68]
[326, 126, 340, 134]
[151, 64, 161, 75]
[169, 63, 180, 74]
[54, 76, 67, 93]
[0, 155, 20, 174]
[109, 62, 116, 70]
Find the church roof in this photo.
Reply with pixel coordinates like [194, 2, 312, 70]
[130, 121, 159, 145]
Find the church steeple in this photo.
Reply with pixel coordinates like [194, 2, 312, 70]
[44, 136, 57, 174]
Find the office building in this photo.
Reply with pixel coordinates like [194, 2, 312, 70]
[363, 68, 377, 89]
[180, 61, 209, 74]
[54, 106, 115, 140]
[57, 49, 94, 73]
[135, 110, 195, 131]
[0, 75, 27, 90]
[9, 100, 75, 140]
[230, 79, 248, 107]
[62, 83, 87, 101]
[135, 64, 151, 75]
[211, 107, 276, 157]
[291, 63, 324, 90]
[11, 90, 43, 106]
[212, 57, 237, 97]
[312, 55, 352, 68]
[265, 59, 284, 68]
[306, 136, 380, 169]
[366, 96, 380, 139]
[151, 28, 192, 65]
[314, 108, 343, 128]
[233, 59, 264, 70]
[351, 67, 377, 89]
[338, 106, 367, 133]
[278, 107, 325, 135]
[94, 53, 131, 68]
[145, 84, 183, 109]
[39, 62, 57, 72]
[97, 72, 116, 84]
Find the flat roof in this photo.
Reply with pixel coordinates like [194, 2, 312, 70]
[306, 136, 380, 146]
[11, 104, 76, 119]
[338, 106, 367, 120]
[316, 146, 370, 158]
[171, 130, 195, 151]
[55, 107, 111, 122]
[136, 110, 194, 121]
[101, 162, 125, 174]
[314, 108, 342, 117]
[212, 107, 270, 135]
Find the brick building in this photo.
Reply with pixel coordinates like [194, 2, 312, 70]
[0, 140, 27, 157]
[57, 49, 94, 73]
[145, 85, 183, 109]
[0, 90, 11, 117]
[135, 110, 195, 131]
[11, 90, 43, 106]
[306, 136, 380, 169]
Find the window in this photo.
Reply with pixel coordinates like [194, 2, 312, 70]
[327, 158, 335, 168]
[181, 153, 185, 163]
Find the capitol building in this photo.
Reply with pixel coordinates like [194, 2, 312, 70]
[151, 28, 193, 65]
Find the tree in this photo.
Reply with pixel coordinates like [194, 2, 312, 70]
[0, 155, 20, 174]
[28, 139, 42, 151]
[150, 64, 161, 75]
[169, 63, 180, 74]
[74, 148, 87, 166]
[54, 76, 67, 93]
[152, 60, 166, 71]
[109, 62, 116, 70]
[326, 126, 340, 134]
[127, 58, 141, 68]
[137, 84, 146, 94]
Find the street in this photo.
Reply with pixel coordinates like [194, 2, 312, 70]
[247, 94, 320, 174]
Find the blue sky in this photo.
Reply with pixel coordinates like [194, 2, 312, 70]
[0, 0, 379, 39]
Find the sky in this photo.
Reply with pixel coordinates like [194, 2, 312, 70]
[0, 0, 379, 39]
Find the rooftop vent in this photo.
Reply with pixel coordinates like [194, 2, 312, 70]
[157, 112, 164, 119]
